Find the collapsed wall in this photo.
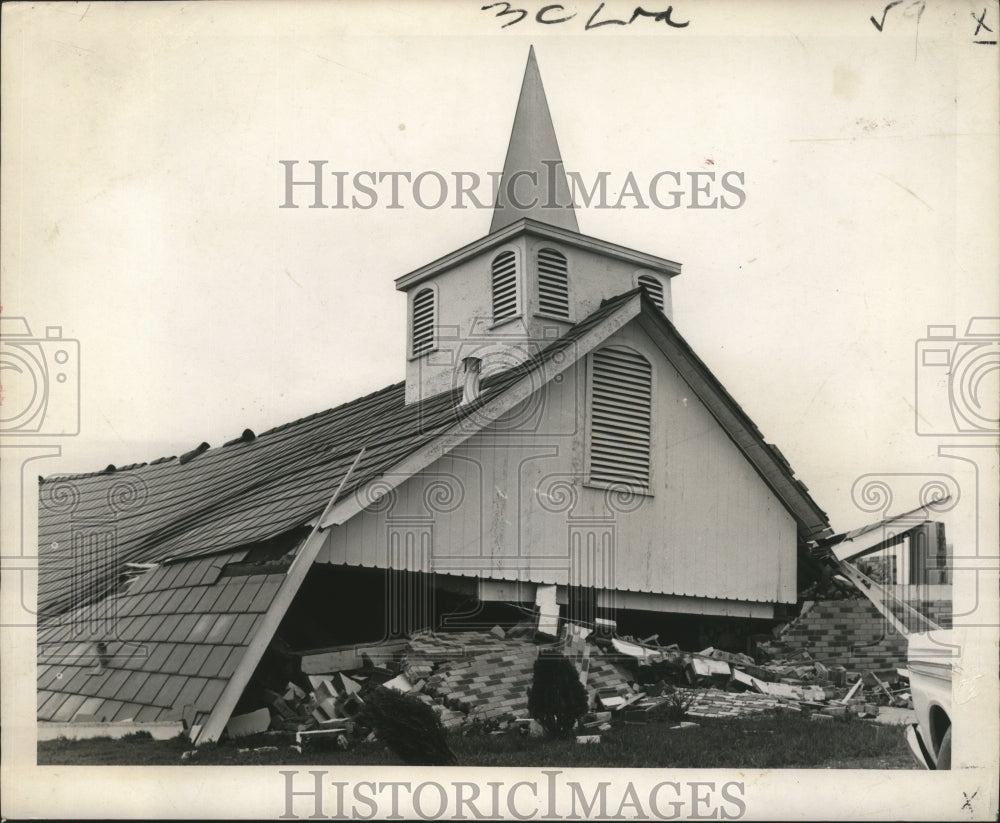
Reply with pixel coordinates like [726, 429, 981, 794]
[768, 597, 909, 672]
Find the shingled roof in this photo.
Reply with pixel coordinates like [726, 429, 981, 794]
[37, 290, 639, 621]
[37, 543, 291, 726]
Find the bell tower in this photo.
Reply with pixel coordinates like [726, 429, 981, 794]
[396, 48, 681, 405]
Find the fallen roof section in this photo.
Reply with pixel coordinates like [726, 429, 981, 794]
[815, 498, 951, 562]
[37, 537, 298, 729]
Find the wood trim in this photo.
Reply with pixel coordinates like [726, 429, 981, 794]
[395, 219, 681, 292]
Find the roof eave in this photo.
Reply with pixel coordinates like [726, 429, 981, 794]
[394, 218, 682, 292]
[635, 300, 832, 542]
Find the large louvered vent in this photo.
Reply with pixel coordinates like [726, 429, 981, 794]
[537, 248, 569, 318]
[491, 251, 518, 323]
[411, 287, 435, 356]
[588, 346, 652, 488]
[636, 274, 664, 310]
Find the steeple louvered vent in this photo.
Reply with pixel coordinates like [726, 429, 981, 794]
[492, 251, 518, 323]
[412, 287, 435, 356]
[588, 346, 652, 488]
[537, 248, 569, 318]
[637, 274, 664, 310]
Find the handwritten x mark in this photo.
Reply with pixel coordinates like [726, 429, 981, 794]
[961, 791, 977, 812]
[972, 9, 994, 35]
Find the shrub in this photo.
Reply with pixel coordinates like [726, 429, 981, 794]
[648, 686, 695, 723]
[526, 651, 588, 739]
[359, 687, 457, 765]
[462, 712, 510, 736]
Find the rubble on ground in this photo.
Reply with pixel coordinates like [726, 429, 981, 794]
[216, 609, 914, 753]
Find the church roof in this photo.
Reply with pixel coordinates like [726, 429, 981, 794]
[37, 541, 293, 727]
[37, 289, 636, 620]
[39, 289, 829, 620]
[37, 289, 831, 736]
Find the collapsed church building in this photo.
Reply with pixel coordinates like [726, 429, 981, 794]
[38, 49, 862, 744]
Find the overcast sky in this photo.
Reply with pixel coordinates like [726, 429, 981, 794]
[3, 0, 997, 537]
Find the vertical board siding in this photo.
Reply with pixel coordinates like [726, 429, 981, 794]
[321, 321, 797, 606]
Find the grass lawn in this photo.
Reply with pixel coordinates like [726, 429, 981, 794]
[38, 711, 915, 769]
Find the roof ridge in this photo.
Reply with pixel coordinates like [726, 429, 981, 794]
[40, 380, 408, 483]
[257, 380, 405, 438]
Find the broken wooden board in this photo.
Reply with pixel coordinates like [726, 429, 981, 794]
[754, 680, 828, 702]
[312, 680, 338, 705]
[687, 657, 732, 680]
[837, 678, 864, 705]
[296, 727, 348, 743]
[225, 707, 271, 738]
[301, 640, 408, 674]
[735, 670, 828, 702]
[338, 673, 362, 696]
[535, 584, 559, 637]
[871, 672, 896, 702]
[612, 637, 664, 664]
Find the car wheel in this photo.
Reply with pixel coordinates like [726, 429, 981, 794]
[936, 726, 951, 770]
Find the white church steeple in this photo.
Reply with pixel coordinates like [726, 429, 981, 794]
[490, 46, 578, 234]
[396, 49, 681, 405]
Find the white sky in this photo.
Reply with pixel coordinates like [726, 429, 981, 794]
[3, 0, 997, 537]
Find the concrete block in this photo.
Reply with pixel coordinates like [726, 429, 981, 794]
[382, 673, 414, 693]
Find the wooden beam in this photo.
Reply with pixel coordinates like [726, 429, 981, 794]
[836, 559, 940, 636]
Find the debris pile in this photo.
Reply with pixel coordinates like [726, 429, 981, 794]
[222, 616, 913, 751]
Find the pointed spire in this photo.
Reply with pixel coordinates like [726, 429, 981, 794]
[491, 46, 579, 234]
